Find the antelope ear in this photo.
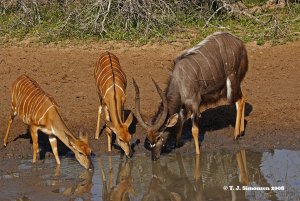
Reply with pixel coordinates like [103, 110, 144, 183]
[65, 132, 77, 150]
[79, 128, 89, 144]
[65, 131, 77, 150]
[124, 112, 133, 127]
[166, 113, 179, 128]
[106, 121, 117, 134]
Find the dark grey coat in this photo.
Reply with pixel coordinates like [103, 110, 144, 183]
[163, 32, 248, 118]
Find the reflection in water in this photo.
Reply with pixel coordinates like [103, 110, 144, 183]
[61, 170, 93, 197]
[142, 153, 204, 201]
[141, 150, 249, 201]
[1, 150, 300, 200]
[99, 156, 135, 201]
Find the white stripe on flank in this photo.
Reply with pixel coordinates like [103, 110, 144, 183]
[97, 66, 125, 87]
[34, 95, 47, 122]
[95, 56, 107, 75]
[38, 104, 54, 124]
[114, 78, 126, 88]
[115, 84, 125, 96]
[99, 72, 113, 87]
[198, 49, 215, 83]
[103, 85, 114, 99]
[31, 93, 44, 119]
[213, 36, 226, 75]
[28, 91, 42, 120]
[12, 76, 27, 102]
[190, 55, 199, 75]
[231, 37, 239, 48]
[102, 84, 125, 99]
[22, 88, 39, 122]
[186, 37, 210, 55]
[97, 64, 112, 79]
[17, 83, 35, 115]
[231, 49, 235, 67]
[16, 80, 32, 104]
[111, 66, 126, 81]
[226, 77, 232, 101]
[101, 75, 113, 93]
[97, 55, 109, 70]
[179, 65, 193, 81]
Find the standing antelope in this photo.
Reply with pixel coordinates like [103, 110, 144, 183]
[134, 32, 248, 160]
[94, 51, 133, 158]
[3, 75, 93, 170]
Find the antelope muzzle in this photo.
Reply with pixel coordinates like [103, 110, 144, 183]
[151, 141, 163, 161]
[118, 138, 133, 158]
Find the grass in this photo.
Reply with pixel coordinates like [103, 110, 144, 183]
[242, 0, 269, 7]
[0, 1, 299, 46]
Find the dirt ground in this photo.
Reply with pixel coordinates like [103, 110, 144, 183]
[0, 39, 300, 162]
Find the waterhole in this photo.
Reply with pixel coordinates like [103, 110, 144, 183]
[0, 149, 300, 201]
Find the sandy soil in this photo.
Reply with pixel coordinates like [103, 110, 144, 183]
[0, 39, 300, 162]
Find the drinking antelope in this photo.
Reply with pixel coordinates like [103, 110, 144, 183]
[134, 32, 248, 160]
[3, 75, 93, 170]
[94, 51, 133, 158]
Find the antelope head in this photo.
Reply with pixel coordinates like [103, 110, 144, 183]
[105, 113, 134, 158]
[133, 79, 178, 161]
[68, 128, 94, 171]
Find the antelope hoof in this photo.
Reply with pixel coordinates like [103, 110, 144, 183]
[233, 137, 239, 144]
[240, 131, 245, 137]
[126, 152, 133, 158]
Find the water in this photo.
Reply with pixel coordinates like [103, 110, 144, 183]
[1, 149, 300, 201]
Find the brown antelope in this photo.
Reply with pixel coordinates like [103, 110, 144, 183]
[3, 75, 93, 170]
[134, 32, 248, 160]
[94, 51, 133, 158]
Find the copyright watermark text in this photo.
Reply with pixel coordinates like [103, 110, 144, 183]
[223, 185, 285, 191]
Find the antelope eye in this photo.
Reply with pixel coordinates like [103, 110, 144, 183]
[156, 136, 161, 142]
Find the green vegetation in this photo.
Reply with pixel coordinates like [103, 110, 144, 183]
[0, 1, 299, 45]
[242, 0, 268, 7]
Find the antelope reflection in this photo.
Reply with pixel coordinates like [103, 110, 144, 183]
[142, 150, 249, 201]
[99, 156, 135, 201]
[142, 153, 203, 201]
[62, 170, 93, 196]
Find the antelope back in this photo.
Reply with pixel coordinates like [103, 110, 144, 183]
[173, 32, 248, 105]
[11, 75, 58, 125]
[94, 52, 133, 158]
[94, 51, 127, 101]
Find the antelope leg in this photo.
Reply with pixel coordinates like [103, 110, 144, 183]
[3, 111, 16, 146]
[240, 96, 246, 135]
[236, 150, 249, 185]
[194, 154, 201, 181]
[175, 109, 186, 147]
[234, 98, 243, 140]
[29, 125, 39, 163]
[191, 114, 200, 155]
[49, 136, 61, 165]
[104, 106, 112, 152]
[95, 105, 102, 139]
